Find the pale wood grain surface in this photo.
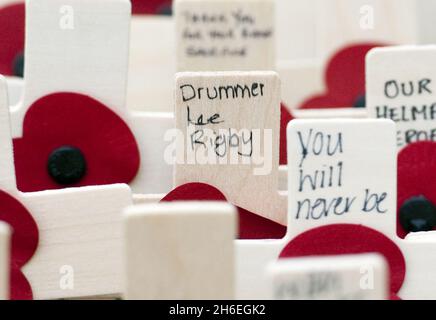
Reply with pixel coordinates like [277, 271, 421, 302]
[267, 254, 388, 300]
[124, 202, 236, 299]
[175, 71, 286, 225]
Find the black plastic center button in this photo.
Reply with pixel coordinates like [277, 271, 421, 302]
[400, 196, 436, 233]
[353, 94, 366, 108]
[157, 4, 172, 15]
[12, 52, 24, 78]
[47, 146, 87, 185]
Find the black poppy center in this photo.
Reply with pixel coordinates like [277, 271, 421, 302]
[400, 196, 436, 233]
[47, 146, 87, 185]
[353, 94, 366, 108]
[12, 51, 24, 78]
[157, 3, 172, 15]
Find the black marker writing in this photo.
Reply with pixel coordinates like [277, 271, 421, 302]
[297, 130, 343, 167]
[180, 82, 265, 102]
[190, 128, 253, 158]
[296, 196, 356, 220]
[362, 189, 388, 214]
[299, 162, 343, 192]
[384, 78, 432, 99]
[187, 106, 224, 126]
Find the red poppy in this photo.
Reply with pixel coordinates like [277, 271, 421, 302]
[280, 103, 294, 165]
[300, 43, 385, 109]
[279, 224, 406, 300]
[13, 92, 140, 192]
[131, 0, 172, 14]
[0, 190, 39, 300]
[397, 141, 436, 238]
[0, 2, 25, 76]
[161, 182, 286, 240]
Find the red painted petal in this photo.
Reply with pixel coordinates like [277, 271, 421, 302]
[238, 207, 286, 239]
[300, 95, 349, 110]
[279, 224, 405, 296]
[131, 0, 172, 14]
[13, 92, 140, 192]
[0, 190, 39, 300]
[390, 293, 402, 300]
[10, 269, 33, 300]
[161, 182, 286, 239]
[161, 182, 227, 202]
[279, 103, 294, 165]
[300, 43, 385, 109]
[0, 3, 25, 76]
[397, 141, 436, 238]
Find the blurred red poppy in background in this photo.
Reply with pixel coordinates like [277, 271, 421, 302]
[0, 3, 25, 77]
[131, 0, 173, 14]
[280, 103, 294, 165]
[280, 224, 406, 300]
[397, 141, 436, 238]
[300, 43, 385, 110]
[0, 190, 39, 300]
[161, 182, 287, 240]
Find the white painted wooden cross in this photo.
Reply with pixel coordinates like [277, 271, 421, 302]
[367, 45, 436, 149]
[235, 119, 396, 299]
[175, 0, 275, 72]
[278, 0, 417, 113]
[174, 71, 286, 225]
[285, 119, 436, 300]
[11, 0, 173, 195]
[123, 202, 236, 300]
[0, 221, 11, 300]
[129, 0, 276, 112]
[316, 0, 417, 60]
[267, 254, 389, 300]
[14, 0, 128, 127]
[236, 118, 436, 300]
[0, 75, 132, 300]
[286, 119, 397, 238]
[127, 14, 175, 112]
